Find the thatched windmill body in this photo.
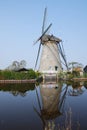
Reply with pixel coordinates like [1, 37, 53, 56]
[34, 8, 68, 76]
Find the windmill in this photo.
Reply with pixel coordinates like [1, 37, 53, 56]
[34, 8, 68, 77]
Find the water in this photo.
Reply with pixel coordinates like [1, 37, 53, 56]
[0, 81, 87, 130]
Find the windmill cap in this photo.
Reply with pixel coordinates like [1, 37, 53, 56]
[41, 34, 62, 43]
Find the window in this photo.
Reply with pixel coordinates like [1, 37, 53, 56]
[55, 66, 58, 71]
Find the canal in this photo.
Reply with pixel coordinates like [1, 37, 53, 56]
[0, 81, 87, 130]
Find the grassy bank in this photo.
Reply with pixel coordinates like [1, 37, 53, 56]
[0, 69, 40, 80]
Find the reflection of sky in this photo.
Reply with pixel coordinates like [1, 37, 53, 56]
[0, 90, 42, 130]
[64, 86, 87, 129]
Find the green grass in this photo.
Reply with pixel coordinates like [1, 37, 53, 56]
[0, 69, 40, 80]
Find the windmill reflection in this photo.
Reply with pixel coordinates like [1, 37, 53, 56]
[34, 82, 68, 130]
[40, 82, 62, 120]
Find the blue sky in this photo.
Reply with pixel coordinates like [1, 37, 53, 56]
[0, 0, 87, 69]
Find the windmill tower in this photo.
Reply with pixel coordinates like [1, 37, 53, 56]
[34, 8, 68, 78]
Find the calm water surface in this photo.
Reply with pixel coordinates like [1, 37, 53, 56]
[0, 81, 87, 130]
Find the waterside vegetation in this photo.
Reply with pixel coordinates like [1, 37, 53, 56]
[59, 70, 83, 79]
[0, 61, 87, 82]
[0, 69, 40, 80]
[58, 62, 87, 81]
[0, 69, 87, 82]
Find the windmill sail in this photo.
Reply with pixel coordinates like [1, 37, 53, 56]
[42, 7, 47, 34]
[34, 23, 52, 70]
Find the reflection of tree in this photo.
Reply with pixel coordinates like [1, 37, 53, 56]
[68, 82, 85, 96]
[11, 91, 26, 97]
[34, 82, 68, 130]
[0, 83, 35, 96]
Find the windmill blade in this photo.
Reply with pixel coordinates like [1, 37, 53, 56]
[33, 23, 52, 45]
[34, 43, 41, 70]
[58, 43, 68, 70]
[42, 7, 47, 34]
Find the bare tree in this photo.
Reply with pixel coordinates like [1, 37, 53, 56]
[19, 60, 26, 69]
[68, 62, 83, 70]
[6, 60, 27, 71]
